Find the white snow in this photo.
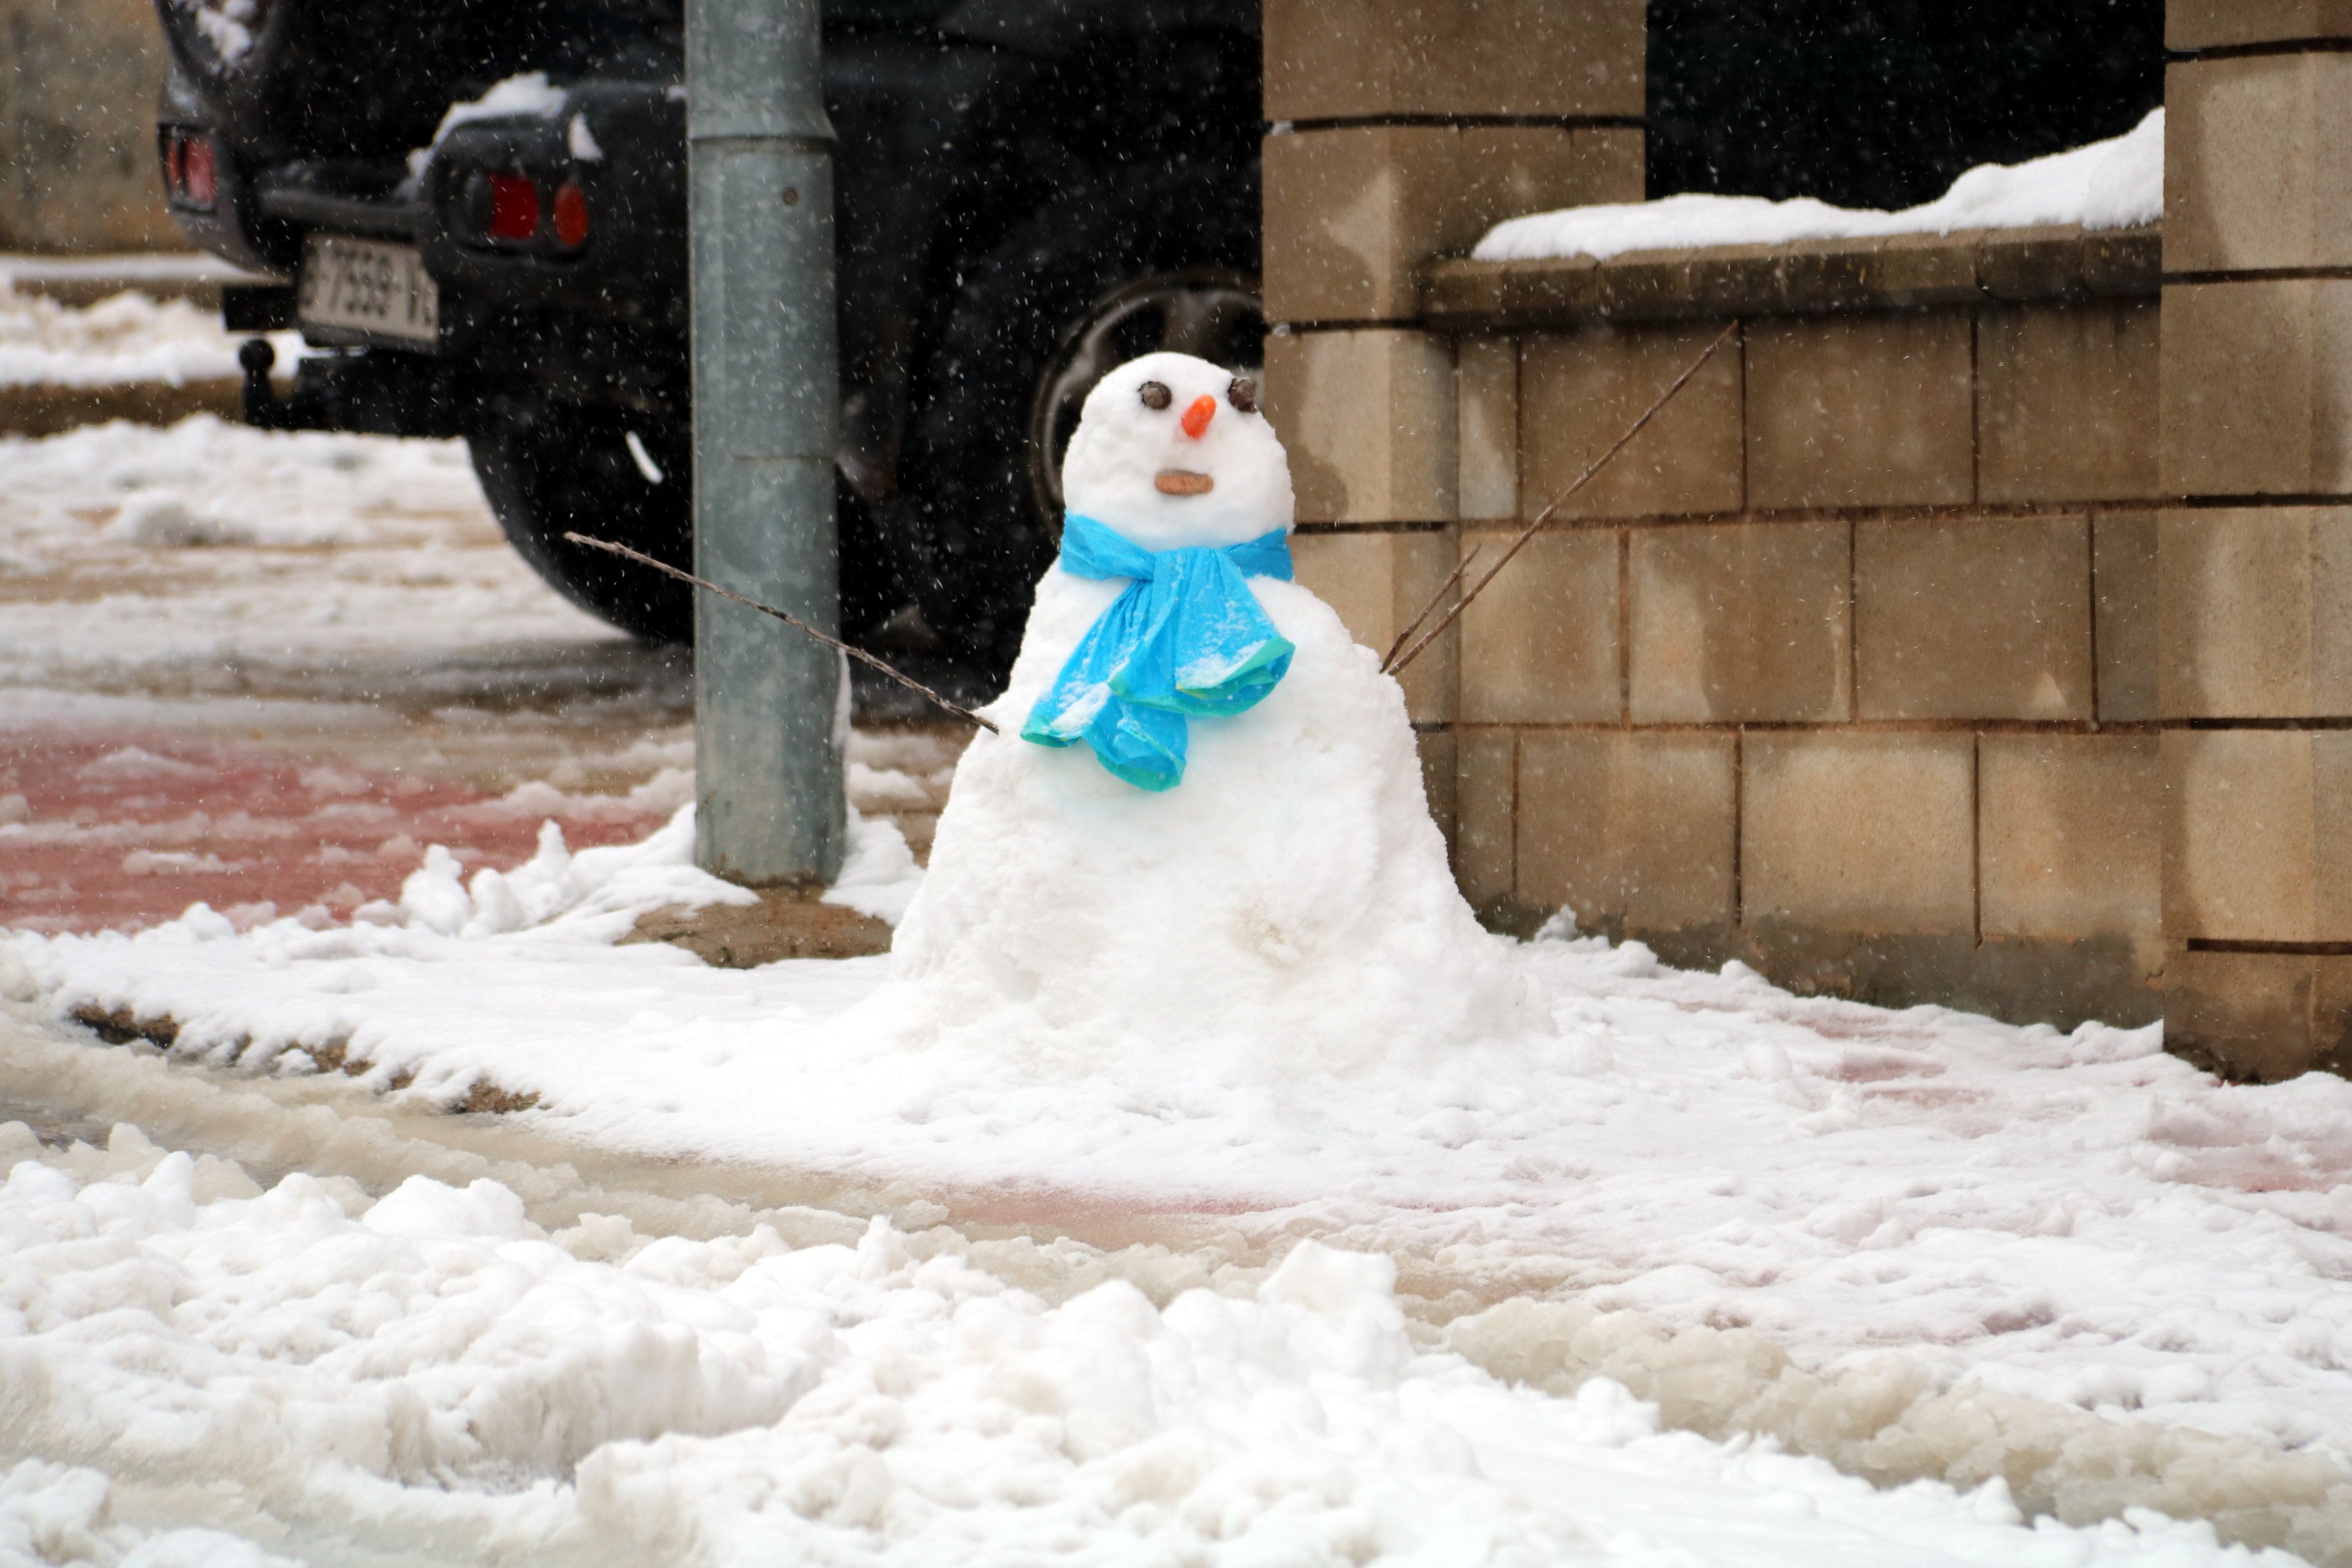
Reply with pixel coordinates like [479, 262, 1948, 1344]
[404, 72, 575, 191]
[11, 758, 2352, 1562]
[170, 0, 259, 65]
[0, 1111, 2308, 1566]
[428, 72, 570, 150]
[0, 286, 298, 390]
[1474, 110, 2165, 264]
[0, 1459, 298, 1567]
[569, 113, 606, 164]
[0, 417, 622, 696]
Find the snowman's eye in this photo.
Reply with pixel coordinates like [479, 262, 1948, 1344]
[1137, 380, 1172, 410]
[1227, 377, 1257, 414]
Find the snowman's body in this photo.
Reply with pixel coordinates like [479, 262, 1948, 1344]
[873, 353, 1544, 1076]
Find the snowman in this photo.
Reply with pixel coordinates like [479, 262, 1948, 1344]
[867, 351, 1548, 1077]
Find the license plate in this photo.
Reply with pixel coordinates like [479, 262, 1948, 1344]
[297, 235, 439, 346]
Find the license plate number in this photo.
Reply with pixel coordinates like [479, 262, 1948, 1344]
[297, 235, 439, 346]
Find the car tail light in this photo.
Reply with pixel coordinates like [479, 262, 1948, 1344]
[552, 181, 589, 248]
[182, 137, 216, 205]
[162, 129, 217, 211]
[487, 174, 540, 241]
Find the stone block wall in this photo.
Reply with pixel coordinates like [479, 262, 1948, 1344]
[0, 0, 181, 252]
[1279, 221, 2169, 1032]
[2161, 2, 2352, 1078]
[1260, 0, 2352, 1075]
[1259, 0, 1648, 918]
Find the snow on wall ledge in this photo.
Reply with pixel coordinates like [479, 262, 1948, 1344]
[1473, 110, 2164, 265]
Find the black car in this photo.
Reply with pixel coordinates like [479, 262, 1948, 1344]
[151, 0, 1266, 673]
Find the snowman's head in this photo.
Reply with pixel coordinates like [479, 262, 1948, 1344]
[1059, 351, 1294, 552]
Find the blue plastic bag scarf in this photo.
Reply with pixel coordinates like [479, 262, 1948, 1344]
[1020, 512, 1294, 792]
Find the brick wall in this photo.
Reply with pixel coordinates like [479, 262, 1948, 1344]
[1278, 228, 2166, 1031]
[0, 0, 182, 253]
[2160, 1, 2352, 1079]
[1257, 0, 1648, 998]
[1263, 0, 2352, 1070]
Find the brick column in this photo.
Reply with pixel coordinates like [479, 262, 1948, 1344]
[2162, 1, 2352, 1077]
[1258, 0, 1646, 847]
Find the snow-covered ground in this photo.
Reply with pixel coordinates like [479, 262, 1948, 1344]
[1474, 108, 2163, 263]
[0, 417, 620, 694]
[0, 281, 296, 390]
[0, 416, 973, 937]
[0, 413, 717, 935]
[2, 312, 2349, 1566]
[4, 809, 2352, 1562]
[0, 1065, 2299, 1568]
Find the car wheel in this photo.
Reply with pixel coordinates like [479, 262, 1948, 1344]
[1025, 270, 1265, 533]
[467, 400, 904, 648]
[897, 158, 1264, 676]
[467, 401, 695, 644]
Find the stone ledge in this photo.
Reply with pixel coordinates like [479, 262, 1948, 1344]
[2169, 0, 2352, 51]
[1420, 224, 2160, 330]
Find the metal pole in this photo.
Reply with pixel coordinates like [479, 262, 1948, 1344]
[687, 0, 843, 886]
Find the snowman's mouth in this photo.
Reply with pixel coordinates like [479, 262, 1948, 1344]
[1155, 470, 1214, 496]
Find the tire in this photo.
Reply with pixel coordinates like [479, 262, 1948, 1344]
[466, 399, 903, 647]
[896, 157, 1264, 674]
[467, 401, 695, 644]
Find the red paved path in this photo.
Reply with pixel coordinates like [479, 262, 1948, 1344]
[1, 727, 664, 934]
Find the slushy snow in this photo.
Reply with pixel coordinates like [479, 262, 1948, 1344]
[878, 352, 1542, 1076]
[1474, 108, 2163, 263]
[0, 1109, 2309, 1567]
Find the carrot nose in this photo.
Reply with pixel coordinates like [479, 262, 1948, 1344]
[1180, 394, 1217, 439]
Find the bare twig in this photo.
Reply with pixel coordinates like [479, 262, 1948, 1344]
[1384, 320, 1738, 678]
[562, 531, 999, 733]
[1380, 542, 1482, 671]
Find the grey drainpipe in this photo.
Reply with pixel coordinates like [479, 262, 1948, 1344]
[686, 0, 845, 886]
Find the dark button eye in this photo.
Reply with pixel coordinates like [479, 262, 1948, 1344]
[1137, 380, 1172, 410]
[1227, 376, 1258, 414]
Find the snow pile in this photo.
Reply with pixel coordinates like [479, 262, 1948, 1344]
[878, 352, 1544, 1079]
[428, 71, 569, 149]
[385, 809, 736, 939]
[1451, 1300, 2352, 1562]
[382, 804, 918, 941]
[168, 0, 260, 64]
[17, 902, 2352, 1547]
[0, 285, 295, 390]
[407, 72, 571, 188]
[0, 1460, 297, 1568]
[1474, 109, 2164, 263]
[0, 1120, 2304, 1566]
